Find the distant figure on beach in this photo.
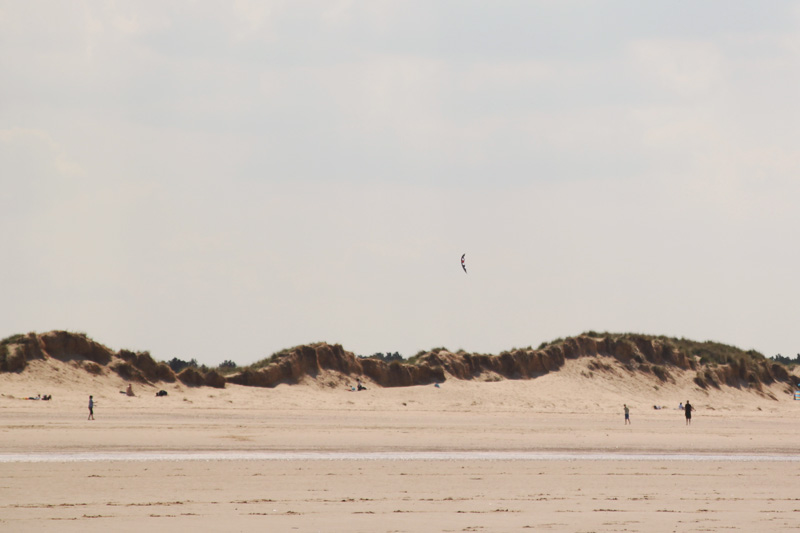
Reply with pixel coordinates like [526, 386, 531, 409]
[679, 402, 684, 410]
[357, 378, 367, 391]
[126, 384, 134, 397]
[624, 404, 631, 425]
[88, 395, 95, 420]
[684, 400, 694, 425]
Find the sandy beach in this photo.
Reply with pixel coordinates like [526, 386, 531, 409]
[2, 358, 800, 532]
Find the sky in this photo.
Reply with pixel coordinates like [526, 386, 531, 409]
[2, 1, 800, 366]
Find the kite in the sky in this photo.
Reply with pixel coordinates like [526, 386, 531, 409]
[461, 253, 467, 274]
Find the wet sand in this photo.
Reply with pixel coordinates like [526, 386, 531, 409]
[4, 456, 800, 532]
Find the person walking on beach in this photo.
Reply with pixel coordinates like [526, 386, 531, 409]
[88, 395, 95, 420]
[684, 400, 694, 425]
[624, 404, 631, 425]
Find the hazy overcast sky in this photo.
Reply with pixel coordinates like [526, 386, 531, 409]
[2, 1, 800, 365]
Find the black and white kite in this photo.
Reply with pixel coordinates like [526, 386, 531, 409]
[461, 253, 467, 274]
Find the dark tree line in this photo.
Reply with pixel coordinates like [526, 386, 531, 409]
[168, 357, 237, 372]
[771, 354, 800, 366]
[359, 352, 404, 362]
[168, 357, 198, 373]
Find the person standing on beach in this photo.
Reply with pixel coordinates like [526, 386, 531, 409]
[684, 400, 694, 425]
[88, 395, 95, 420]
[624, 404, 631, 425]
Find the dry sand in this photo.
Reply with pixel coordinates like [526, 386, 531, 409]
[1, 357, 800, 532]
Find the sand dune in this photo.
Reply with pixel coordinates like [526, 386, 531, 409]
[2, 334, 800, 532]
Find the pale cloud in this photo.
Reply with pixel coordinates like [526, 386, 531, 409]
[3, 1, 800, 363]
[0, 128, 85, 189]
[232, 0, 279, 42]
[629, 39, 725, 97]
[459, 60, 556, 92]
